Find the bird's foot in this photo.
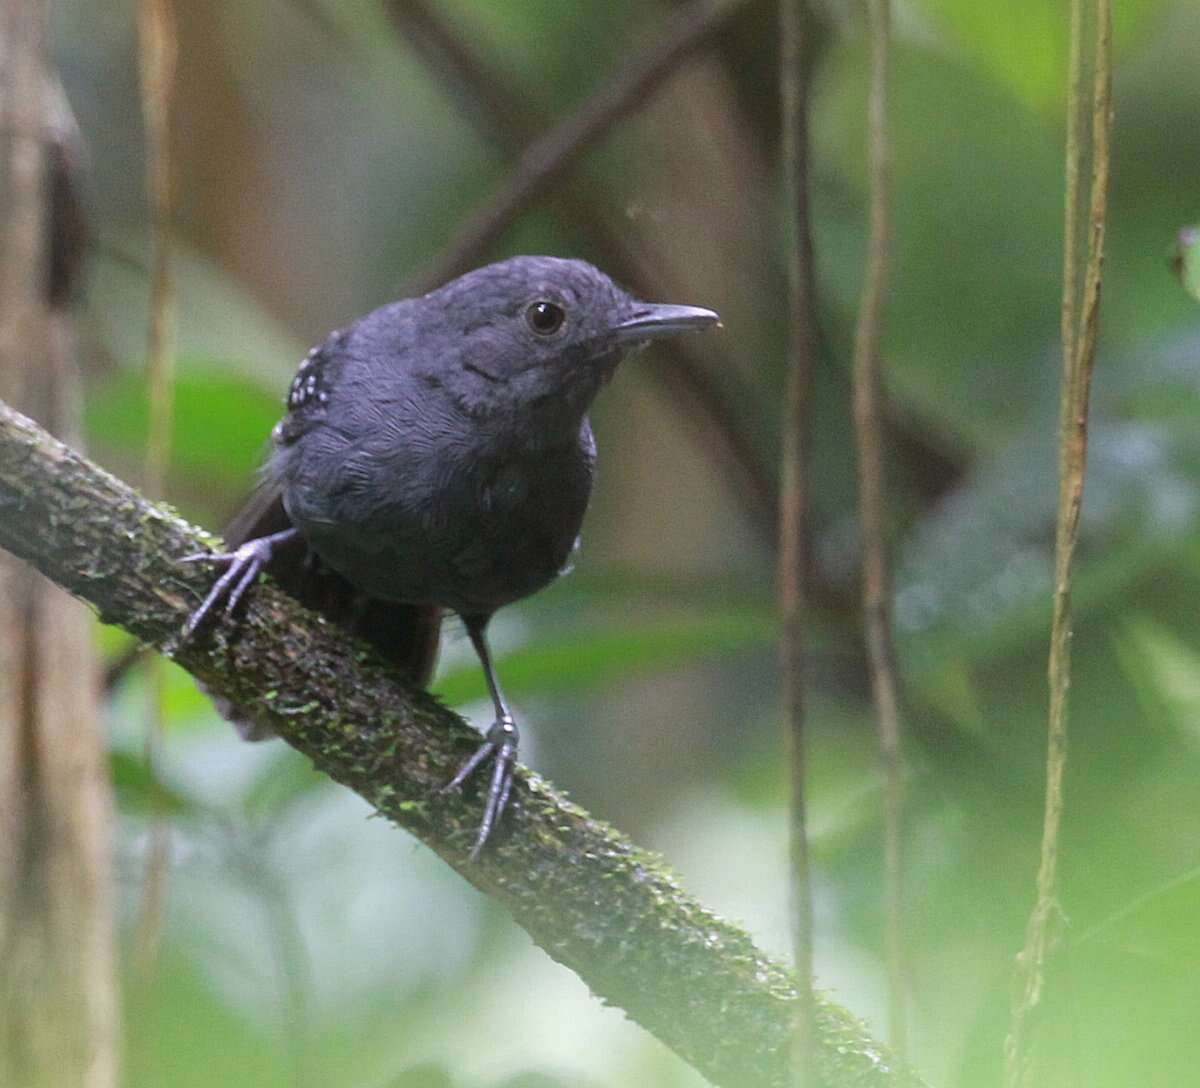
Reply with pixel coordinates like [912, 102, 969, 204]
[177, 528, 298, 647]
[443, 714, 519, 860]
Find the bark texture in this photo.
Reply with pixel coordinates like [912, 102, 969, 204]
[0, 11, 118, 1086]
[0, 398, 927, 1088]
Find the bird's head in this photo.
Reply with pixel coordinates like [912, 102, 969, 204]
[427, 256, 719, 435]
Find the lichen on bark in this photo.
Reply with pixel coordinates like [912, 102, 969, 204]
[0, 398, 927, 1088]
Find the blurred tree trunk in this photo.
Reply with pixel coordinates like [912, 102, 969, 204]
[0, 5, 119, 1087]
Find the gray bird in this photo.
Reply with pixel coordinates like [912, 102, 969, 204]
[183, 255, 719, 857]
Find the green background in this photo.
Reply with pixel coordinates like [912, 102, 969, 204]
[57, 0, 1200, 1083]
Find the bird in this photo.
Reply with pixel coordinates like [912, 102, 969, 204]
[181, 255, 719, 857]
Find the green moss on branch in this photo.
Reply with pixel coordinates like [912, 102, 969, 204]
[0, 397, 925, 1088]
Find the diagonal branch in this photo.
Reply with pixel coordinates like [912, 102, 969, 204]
[387, 0, 969, 564]
[388, 0, 778, 543]
[403, 0, 754, 294]
[0, 397, 927, 1088]
[383, 0, 531, 148]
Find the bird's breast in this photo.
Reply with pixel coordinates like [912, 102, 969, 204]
[285, 423, 597, 615]
[437, 442, 595, 610]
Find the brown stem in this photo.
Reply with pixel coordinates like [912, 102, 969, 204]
[134, 0, 179, 977]
[778, 0, 819, 1083]
[137, 0, 177, 502]
[1004, 2, 1112, 1084]
[0, 13, 119, 1084]
[850, 0, 906, 1059]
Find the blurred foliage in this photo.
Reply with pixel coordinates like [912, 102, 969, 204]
[1173, 225, 1200, 302]
[912, 0, 1166, 112]
[48, 0, 1200, 1083]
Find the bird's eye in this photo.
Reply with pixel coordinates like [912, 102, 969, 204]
[525, 300, 566, 336]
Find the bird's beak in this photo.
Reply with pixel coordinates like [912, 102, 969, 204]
[614, 303, 720, 343]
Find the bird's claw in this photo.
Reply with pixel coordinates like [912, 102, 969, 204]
[444, 714, 519, 860]
[178, 536, 280, 646]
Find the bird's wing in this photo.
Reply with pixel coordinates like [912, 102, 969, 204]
[271, 331, 346, 449]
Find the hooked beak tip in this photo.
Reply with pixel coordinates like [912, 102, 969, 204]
[615, 302, 721, 342]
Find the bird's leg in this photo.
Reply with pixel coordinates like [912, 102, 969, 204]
[178, 527, 301, 644]
[444, 615, 518, 859]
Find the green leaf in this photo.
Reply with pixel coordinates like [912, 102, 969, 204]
[110, 750, 200, 817]
[913, 0, 1166, 113]
[431, 607, 776, 706]
[85, 362, 281, 495]
[1115, 615, 1200, 743]
[240, 746, 329, 820]
[1076, 863, 1200, 959]
[107, 655, 227, 734]
[96, 618, 139, 659]
[897, 323, 1200, 692]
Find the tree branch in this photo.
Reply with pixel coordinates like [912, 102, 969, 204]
[0, 15, 120, 1084]
[387, 0, 779, 558]
[0, 396, 926, 1088]
[404, 0, 754, 294]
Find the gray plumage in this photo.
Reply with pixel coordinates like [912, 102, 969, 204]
[183, 255, 719, 856]
[273, 257, 629, 614]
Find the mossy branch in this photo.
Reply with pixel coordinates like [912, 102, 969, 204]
[0, 397, 926, 1088]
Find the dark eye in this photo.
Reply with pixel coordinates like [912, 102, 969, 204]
[525, 300, 566, 335]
